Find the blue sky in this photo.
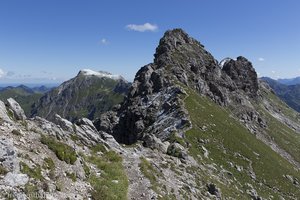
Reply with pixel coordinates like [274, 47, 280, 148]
[0, 0, 299, 84]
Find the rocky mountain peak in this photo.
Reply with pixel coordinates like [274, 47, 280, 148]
[154, 28, 212, 68]
[107, 29, 263, 146]
[154, 29, 195, 57]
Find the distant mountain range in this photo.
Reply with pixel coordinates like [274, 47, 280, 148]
[0, 71, 130, 122]
[0, 85, 52, 115]
[261, 77, 300, 112]
[277, 76, 300, 85]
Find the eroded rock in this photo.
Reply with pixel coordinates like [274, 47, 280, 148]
[6, 98, 26, 121]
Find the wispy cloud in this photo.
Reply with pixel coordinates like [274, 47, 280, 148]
[126, 23, 158, 32]
[258, 57, 265, 62]
[100, 38, 108, 45]
[0, 69, 7, 78]
[271, 70, 276, 74]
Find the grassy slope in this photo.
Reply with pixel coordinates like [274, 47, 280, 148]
[70, 76, 125, 118]
[258, 88, 300, 164]
[183, 88, 300, 199]
[84, 144, 128, 200]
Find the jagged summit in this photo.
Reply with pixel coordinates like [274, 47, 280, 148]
[154, 28, 197, 54]
[78, 69, 123, 80]
[155, 28, 202, 52]
[154, 28, 214, 68]
[105, 29, 261, 146]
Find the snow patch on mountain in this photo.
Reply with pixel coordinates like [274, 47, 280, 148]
[79, 69, 122, 80]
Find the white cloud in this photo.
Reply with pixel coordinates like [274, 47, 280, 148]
[126, 23, 158, 32]
[271, 70, 276, 74]
[100, 38, 108, 45]
[258, 57, 265, 62]
[0, 69, 7, 78]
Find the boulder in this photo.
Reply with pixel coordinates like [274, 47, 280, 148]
[167, 143, 188, 159]
[6, 98, 26, 120]
[207, 183, 222, 199]
[0, 137, 19, 172]
[76, 118, 97, 132]
[4, 172, 29, 187]
[74, 118, 103, 145]
[94, 111, 119, 134]
[54, 114, 74, 133]
[246, 188, 262, 200]
[0, 101, 12, 122]
[143, 134, 169, 153]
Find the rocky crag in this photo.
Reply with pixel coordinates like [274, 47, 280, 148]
[102, 29, 264, 147]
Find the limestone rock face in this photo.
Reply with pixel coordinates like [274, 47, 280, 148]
[54, 114, 74, 133]
[114, 84, 190, 144]
[0, 101, 12, 122]
[0, 137, 19, 173]
[6, 98, 26, 121]
[94, 111, 118, 134]
[4, 173, 29, 187]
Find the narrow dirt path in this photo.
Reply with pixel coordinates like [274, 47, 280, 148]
[122, 147, 156, 200]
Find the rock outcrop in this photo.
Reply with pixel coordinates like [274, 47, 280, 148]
[6, 98, 26, 121]
[108, 29, 263, 145]
[222, 56, 259, 98]
[0, 101, 12, 122]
